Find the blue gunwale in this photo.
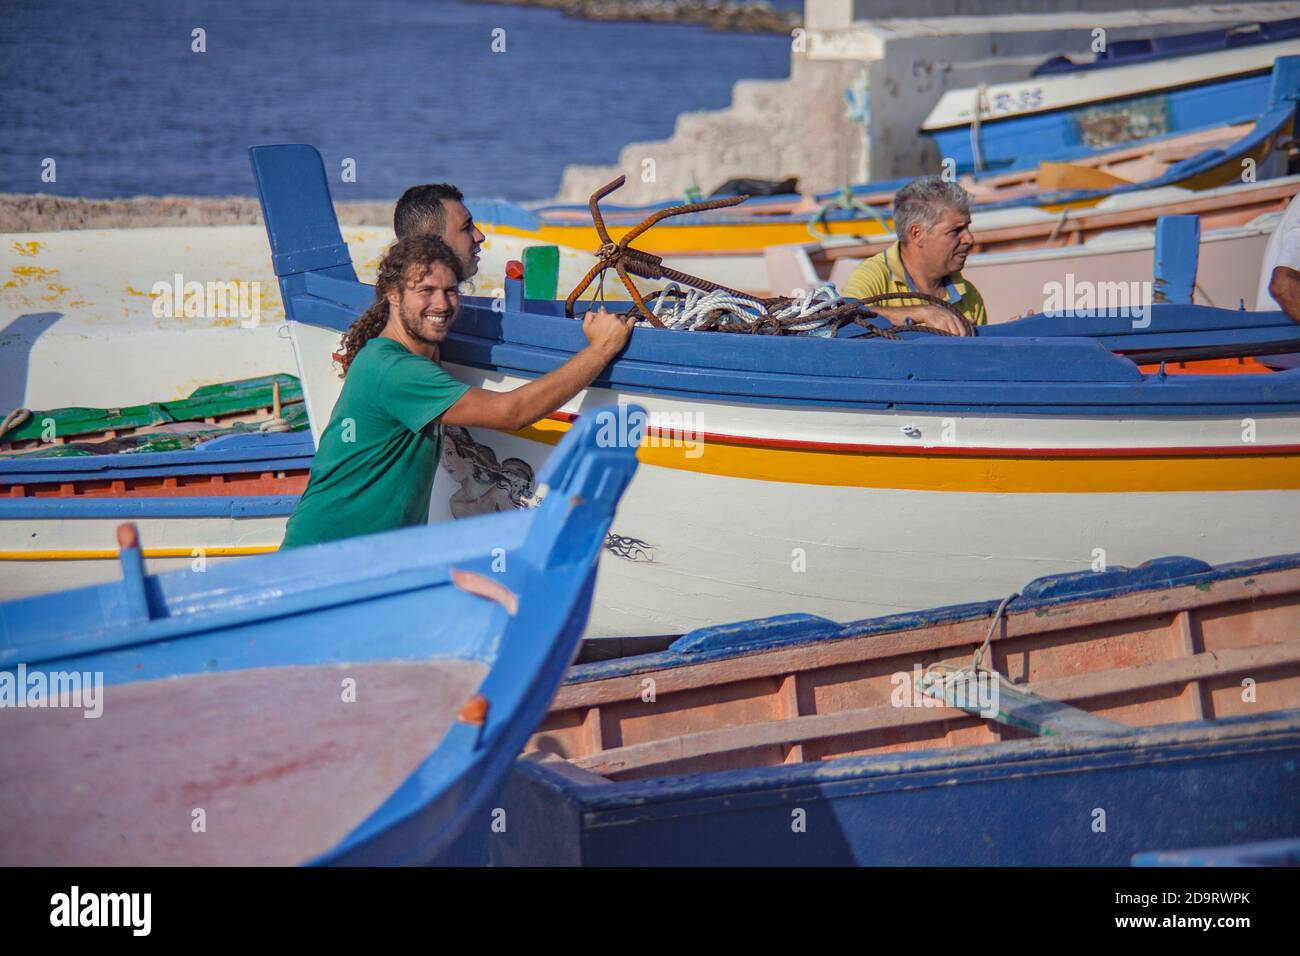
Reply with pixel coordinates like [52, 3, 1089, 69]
[294, 276, 1300, 415]
[1133, 835, 1300, 866]
[254, 142, 1300, 420]
[1031, 16, 1300, 76]
[0, 495, 298, 519]
[0, 430, 315, 484]
[566, 552, 1300, 682]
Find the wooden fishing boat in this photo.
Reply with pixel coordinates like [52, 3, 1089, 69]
[0, 404, 640, 866]
[460, 552, 1300, 865]
[256, 143, 1300, 644]
[767, 209, 1282, 319]
[486, 56, 1300, 275]
[531, 18, 1300, 225]
[797, 175, 1300, 302]
[0, 377, 314, 600]
[926, 18, 1300, 175]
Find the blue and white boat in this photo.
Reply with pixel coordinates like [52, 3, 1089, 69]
[7, 140, 1300, 641]
[257, 142, 1300, 643]
[525, 20, 1300, 234]
[0, 405, 640, 866]
[920, 16, 1300, 175]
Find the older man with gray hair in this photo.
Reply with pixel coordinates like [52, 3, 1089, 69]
[841, 177, 985, 335]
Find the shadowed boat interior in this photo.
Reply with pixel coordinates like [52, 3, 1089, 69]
[0, 659, 486, 866]
[526, 565, 1300, 783]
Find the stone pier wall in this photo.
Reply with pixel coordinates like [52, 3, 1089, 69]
[552, 1, 1300, 203]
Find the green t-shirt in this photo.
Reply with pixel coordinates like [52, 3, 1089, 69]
[280, 337, 469, 549]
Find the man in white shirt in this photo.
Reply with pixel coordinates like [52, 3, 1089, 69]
[1257, 193, 1300, 368]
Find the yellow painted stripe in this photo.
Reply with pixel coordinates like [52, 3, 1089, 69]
[490, 197, 1108, 254]
[510, 418, 1300, 493]
[484, 220, 855, 255]
[0, 546, 277, 561]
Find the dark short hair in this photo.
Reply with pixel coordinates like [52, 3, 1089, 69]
[394, 183, 465, 239]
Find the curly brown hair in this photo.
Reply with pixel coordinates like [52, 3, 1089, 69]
[337, 235, 467, 376]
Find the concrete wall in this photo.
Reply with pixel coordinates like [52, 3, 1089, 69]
[552, 1, 1300, 203]
[815, 1, 1238, 31]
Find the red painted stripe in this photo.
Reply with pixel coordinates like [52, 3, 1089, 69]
[545, 409, 1300, 459]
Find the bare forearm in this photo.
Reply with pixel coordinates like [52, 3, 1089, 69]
[1270, 267, 1300, 322]
[866, 305, 924, 324]
[443, 307, 632, 431]
[507, 345, 618, 427]
[444, 343, 620, 431]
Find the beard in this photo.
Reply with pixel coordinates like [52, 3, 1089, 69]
[460, 248, 480, 279]
[398, 295, 455, 347]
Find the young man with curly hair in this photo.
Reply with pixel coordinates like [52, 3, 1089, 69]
[279, 235, 631, 549]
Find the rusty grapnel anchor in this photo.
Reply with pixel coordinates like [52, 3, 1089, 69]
[564, 176, 767, 328]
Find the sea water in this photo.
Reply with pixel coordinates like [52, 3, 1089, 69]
[1, 0, 796, 201]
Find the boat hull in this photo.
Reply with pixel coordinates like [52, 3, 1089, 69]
[430, 372, 1300, 638]
[476, 712, 1300, 865]
[0, 507, 290, 600]
[451, 552, 1300, 865]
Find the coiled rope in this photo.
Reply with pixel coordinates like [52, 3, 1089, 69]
[0, 408, 33, 443]
[621, 286, 974, 339]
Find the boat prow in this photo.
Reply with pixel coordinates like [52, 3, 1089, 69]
[0, 404, 642, 866]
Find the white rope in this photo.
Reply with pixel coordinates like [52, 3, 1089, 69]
[768, 285, 842, 332]
[639, 282, 846, 335]
[918, 591, 1022, 709]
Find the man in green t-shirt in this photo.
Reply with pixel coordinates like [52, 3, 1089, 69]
[280, 234, 631, 549]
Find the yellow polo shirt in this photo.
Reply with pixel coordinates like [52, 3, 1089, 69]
[841, 241, 987, 326]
